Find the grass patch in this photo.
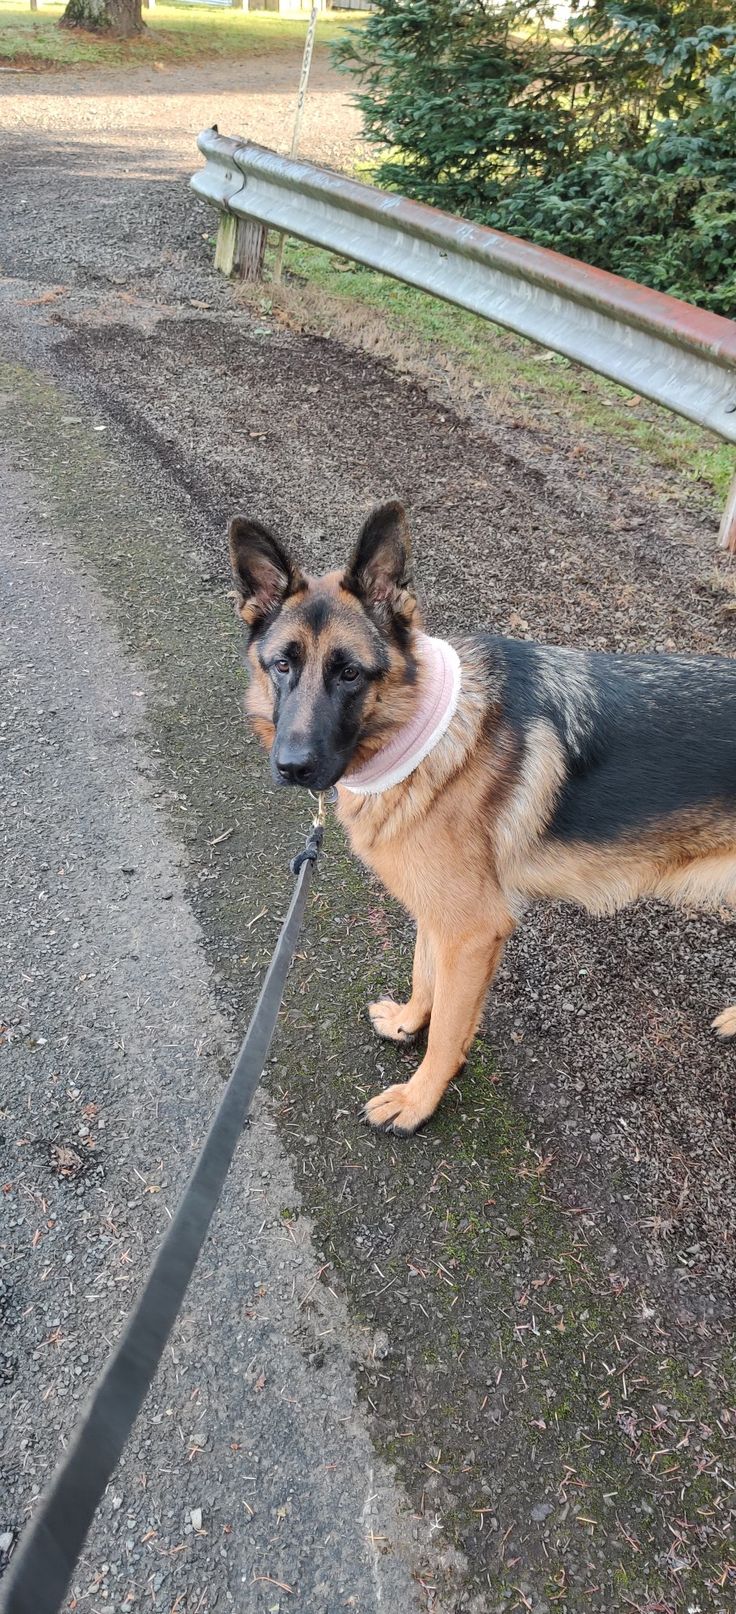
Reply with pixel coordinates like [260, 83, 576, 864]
[273, 238, 735, 508]
[0, 0, 359, 70]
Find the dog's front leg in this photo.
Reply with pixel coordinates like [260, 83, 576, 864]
[368, 925, 435, 1043]
[713, 1006, 736, 1037]
[363, 924, 508, 1135]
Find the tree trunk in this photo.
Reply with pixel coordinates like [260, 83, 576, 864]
[61, 0, 143, 36]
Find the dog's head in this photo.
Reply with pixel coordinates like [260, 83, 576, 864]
[229, 502, 421, 791]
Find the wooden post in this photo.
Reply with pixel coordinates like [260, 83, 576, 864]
[214, 215, 238, 277]
[719, 469, 736, 556]
[30, 0, 38, 11]
[214, 213, 267, 281]
[272, 0, 319, 286]
[236, 217, 268, 281]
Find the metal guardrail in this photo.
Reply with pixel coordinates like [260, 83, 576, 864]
[191, 128, 736, 550]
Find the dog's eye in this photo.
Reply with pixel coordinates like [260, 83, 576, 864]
[273, 658, 290, 676]
[341, 664, 362, 683]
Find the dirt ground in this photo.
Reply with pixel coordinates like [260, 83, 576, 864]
[1, 44, 735, 1614]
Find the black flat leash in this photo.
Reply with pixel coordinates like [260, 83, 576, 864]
[1, 802, 327, 1614]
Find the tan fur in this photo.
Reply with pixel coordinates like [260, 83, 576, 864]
[334, 639, 736, 1133]
[491, 718, 568, 903]
[239, 573, 736, 1134]
[242, 573, 420, 766]
[519, 813, 736, 916]
[713, 1006, 736, 1037]
[338, 647, 519, 1132]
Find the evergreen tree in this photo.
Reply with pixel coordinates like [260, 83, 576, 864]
[335, 0, 736, 312]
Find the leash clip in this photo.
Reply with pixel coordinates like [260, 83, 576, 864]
[311, 785, 337, 828]
[290, 787, 336, 876]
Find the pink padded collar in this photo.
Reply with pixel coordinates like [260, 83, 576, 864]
[341, 634, 462, 796]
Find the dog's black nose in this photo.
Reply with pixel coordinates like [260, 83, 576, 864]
[275, 745, 315, 786]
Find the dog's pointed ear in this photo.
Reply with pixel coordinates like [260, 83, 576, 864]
[228, 518, 304, 628]
[343, 502, 415, 622]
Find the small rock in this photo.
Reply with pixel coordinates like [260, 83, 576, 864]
[372, 1330, 390, 1361]
[530, 1501, 553, 1522]
[190, 1507, 203, 1531]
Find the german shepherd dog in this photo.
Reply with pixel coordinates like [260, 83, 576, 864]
[229, 502, 736, 1136]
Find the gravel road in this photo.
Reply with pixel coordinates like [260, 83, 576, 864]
[0, 48, 362, 170]
[1, 43, 735, 1614]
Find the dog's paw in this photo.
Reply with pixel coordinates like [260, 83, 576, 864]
[368, 999, 419, 1043]
[362, 1080, 431, 1136]
[713, 1005, 736, 1038]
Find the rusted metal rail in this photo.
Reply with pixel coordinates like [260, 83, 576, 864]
[191, 129, 736, 552]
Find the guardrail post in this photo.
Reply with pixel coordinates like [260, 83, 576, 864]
[719, 471, 736, 556]
[214, 214, 267, 282]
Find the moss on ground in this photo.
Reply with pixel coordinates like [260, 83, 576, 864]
[5, 359, 735, 1612]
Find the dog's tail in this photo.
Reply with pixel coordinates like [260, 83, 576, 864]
[713, 1006, 736, 1038]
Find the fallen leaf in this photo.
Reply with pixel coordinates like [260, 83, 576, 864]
[50, 1144, 84, 1179]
